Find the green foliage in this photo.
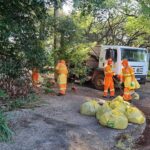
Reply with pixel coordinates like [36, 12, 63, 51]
[1, 93, 39, 111]
[148, 71, 150, 79]
[42, 78, 55, 94]
[0, 0, 52, 99]
[125, 16, 150, 33]
[42, 78, 53, 88]
[68, 43, 95, 78]
[0, 0, 150, 89]
[0, 90, 9, 99]
[125, 16, 150, 46]
[73, 0, 105, 15]
[115, 134, 134, 150]
[44, 87, 55, 94]
[102, 0, 118, 8]
[0, 0, 49, 79]
[72, 0, 150, 48]
[139, 0, 150, 18]
[49, 11, 96, 78]
[6, 93, 39, 111]
[0, 112, 13, 142]
[9, 100, 24, 110]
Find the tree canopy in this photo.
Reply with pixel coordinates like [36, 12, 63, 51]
[0, 0, 149, 79]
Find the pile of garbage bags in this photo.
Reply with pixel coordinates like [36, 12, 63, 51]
[80, 96, 145, 130]
[80, 100, 101, 116]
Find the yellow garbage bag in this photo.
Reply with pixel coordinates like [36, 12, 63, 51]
[98, 109, 128, 129]
[134, 78, 140, 89]
[131, 92, 140, 100]
[110, 101, 126, 113]
[96, 102, 112, 120]
[125, 106, 145, 124]
[112, 96, 124, 102]
[110, 96, 130, 113]
[80, 100, 101, 116]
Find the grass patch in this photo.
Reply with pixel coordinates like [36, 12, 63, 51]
[147, 71, 150, 79]
[0, 89, 9, 99]
[0, 112, 13, 142]
[8, 93, 39, 111]
[0, 93, 39, 111]
[115, 134, 134, 150]
[44, 87, 55, 94]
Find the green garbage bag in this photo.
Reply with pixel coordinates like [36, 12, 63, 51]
[110, 96, 130, 113]
[125, 106, 145, 124]
[130, 81, 135, 87]
[98, 109, 128, 129]
[96, 102, 112, 120]
[80, 100, 101, 116]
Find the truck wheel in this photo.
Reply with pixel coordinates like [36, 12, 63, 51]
[93, 75, 104, 90]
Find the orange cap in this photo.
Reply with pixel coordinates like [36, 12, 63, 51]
[60, 60, 66, 64]
[122, 59, 128, 67]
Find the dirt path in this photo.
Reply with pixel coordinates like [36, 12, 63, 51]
[132, 82, 150, 150]
[0, 84, 148, 150]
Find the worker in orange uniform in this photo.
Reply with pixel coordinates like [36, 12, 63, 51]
[121, 59, 140, 101]
[55, 60, 68, 96]
[32, 67, 39, 87]
[103, 58, 115, 98]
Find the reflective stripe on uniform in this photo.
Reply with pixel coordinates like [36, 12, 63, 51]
[124, 92, 130, 94]
[59, 81, 67, 84]
[123, 74, 131, 77]
[110, 89, 115, 91]
[60, 87, 66, 90]
[105, 71, 113, 73]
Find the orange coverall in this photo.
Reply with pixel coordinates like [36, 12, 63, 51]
[103, 59, 115, 97]
[32, 68, 39, 86]
[55, 60, 68, 95]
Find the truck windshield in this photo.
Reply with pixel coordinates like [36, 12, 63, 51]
[121, 48, 147, 62]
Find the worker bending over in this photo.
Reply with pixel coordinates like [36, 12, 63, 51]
[103, 58, 115, 98]
[55, 60, 68, 96]
[32, 67, 39, 87]
[121, 59, 140, 101]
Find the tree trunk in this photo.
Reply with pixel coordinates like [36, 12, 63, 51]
[53, 0, 60, 64]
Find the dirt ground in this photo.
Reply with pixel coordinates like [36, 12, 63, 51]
[0, 82, 149, 150]
[83, 81, 150, 150]
[132, 82, 150, 150]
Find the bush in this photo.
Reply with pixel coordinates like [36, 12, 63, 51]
[0, 112, 13, 141]
[8, 93, 39, 111]
[0, 89, 9, 99]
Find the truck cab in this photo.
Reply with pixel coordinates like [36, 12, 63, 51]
[92, 45, 149, 89]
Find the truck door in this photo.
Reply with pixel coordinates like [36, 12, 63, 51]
[98, 48, 106, 69]
[93, 47, 118, 90]
[105, 48, 118, 73]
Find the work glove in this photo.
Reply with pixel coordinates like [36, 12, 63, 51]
[119, 81, 123, 84]
[130, 81, 135, 87]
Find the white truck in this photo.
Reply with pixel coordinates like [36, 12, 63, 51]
[91, 45, 149, 89]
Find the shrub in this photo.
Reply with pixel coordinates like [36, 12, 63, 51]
[0, 112, 13, 141]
